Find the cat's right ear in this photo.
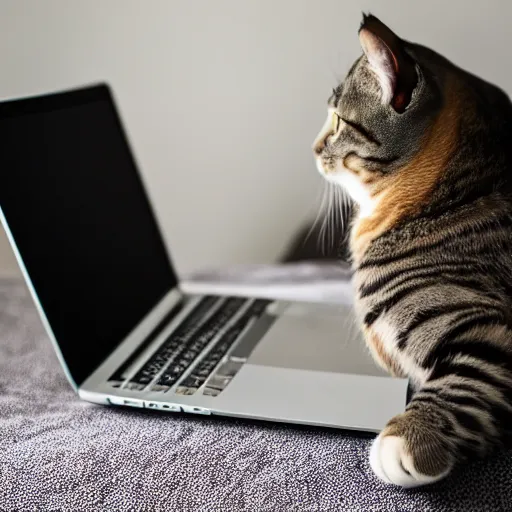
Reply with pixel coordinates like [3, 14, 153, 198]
[358, 14, 417, 112]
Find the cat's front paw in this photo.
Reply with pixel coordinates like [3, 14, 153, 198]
[370, 411, 454, 488]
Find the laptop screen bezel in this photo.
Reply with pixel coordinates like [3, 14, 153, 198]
[0, 83, 179, 390]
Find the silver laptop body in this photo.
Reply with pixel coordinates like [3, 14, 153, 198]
[0, 84, 408, 433]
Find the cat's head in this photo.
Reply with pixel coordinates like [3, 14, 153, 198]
[313, 14, 453, 218]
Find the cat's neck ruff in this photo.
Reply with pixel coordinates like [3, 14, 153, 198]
[330, 171, 376, 219]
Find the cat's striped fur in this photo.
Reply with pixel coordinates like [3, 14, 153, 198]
[313, 14, 512, 487]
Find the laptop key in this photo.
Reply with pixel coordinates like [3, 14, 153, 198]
[128, 296, 219, 387]
[176, 299, 271, 395]
[153, 297, 247, 391]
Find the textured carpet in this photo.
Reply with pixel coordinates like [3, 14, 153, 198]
[1, 279, 512, 511]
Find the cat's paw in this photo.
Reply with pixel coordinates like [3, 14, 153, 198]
[370, 412, 454, 488]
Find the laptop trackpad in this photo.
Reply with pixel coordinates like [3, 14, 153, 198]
[247, 304, 388, 378]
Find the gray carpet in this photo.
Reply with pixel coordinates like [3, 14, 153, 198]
[1, 279, 512, 511]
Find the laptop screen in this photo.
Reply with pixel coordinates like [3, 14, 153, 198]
[0, 85, 177, 386]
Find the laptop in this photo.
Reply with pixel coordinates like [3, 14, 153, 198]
[0, 84, 408, 432]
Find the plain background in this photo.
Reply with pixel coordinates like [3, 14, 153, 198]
[0, 0, 510, 278]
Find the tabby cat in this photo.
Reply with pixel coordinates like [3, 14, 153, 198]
[313, 14, 512, 487]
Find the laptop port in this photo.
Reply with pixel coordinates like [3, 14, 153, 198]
[122, 399, 144, 408]
[108, 396, 144, 408]
[144, 402, 181, 412]
[181, 405, 211, 415]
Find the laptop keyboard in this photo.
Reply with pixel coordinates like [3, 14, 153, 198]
[151, 297, 247, 390]
[127, 296, 269, 393]
[128, 296, 220, 388]
[176, 298, 270, 395]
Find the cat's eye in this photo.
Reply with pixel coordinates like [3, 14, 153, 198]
[331, 112, 341, 133]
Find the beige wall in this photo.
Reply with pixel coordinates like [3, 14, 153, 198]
[0, 0, 511, 278]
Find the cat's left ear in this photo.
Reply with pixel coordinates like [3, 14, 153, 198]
[358, 14, 417, 112]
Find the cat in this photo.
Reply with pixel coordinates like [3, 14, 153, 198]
[313, 14, 512, 488]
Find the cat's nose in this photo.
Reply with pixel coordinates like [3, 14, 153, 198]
[313, 140, 325, 155]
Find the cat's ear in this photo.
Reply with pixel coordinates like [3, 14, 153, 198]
[358, 14, 417, 112]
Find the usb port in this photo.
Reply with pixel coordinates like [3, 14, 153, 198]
[144, 402, 181, 412]
[122, 399, 144, 408]
[182, 405, 211, 415]
[108, 397, 144, 408]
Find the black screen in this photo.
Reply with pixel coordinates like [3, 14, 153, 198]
[0, 85, 177, 386]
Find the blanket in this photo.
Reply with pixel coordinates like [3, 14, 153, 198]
[1, 270, 511, 511]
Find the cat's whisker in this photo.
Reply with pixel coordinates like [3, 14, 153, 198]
[324, 183, 343, 257]
[303, 183, 330, 250]
[334, 185, 342, 246]
[324, 184, 333, 254]
[329, 183, 338, 253]
[317, 204, 328, 255]
[310, 179, 353, 258]
[340, 187, 352, 242]
[324, 183, 335, 255]
[315, 182, 330, 255]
